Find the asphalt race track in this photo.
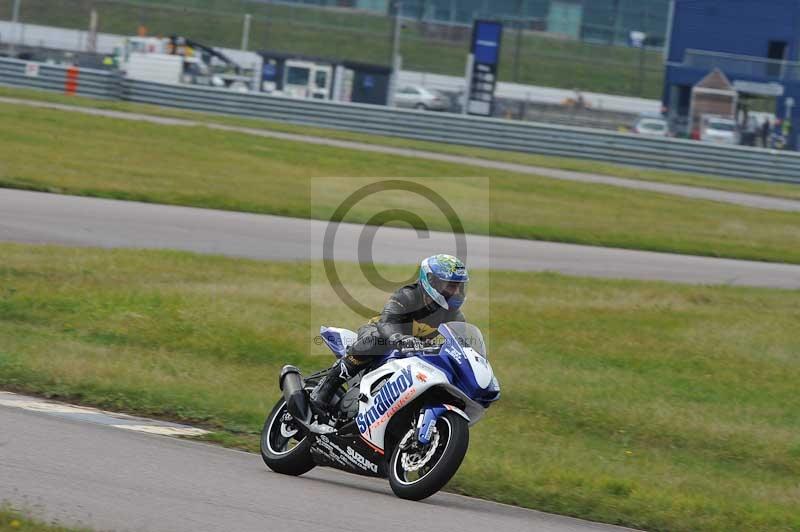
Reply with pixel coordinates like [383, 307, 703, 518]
[0, 396, 638, 532]
[1, 188, 800, 288]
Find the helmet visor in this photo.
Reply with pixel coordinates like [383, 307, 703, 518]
[428, 274, 467, 308]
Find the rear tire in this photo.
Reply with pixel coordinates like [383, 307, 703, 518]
[260, 399, 316, 476]
[388, 412, 469, 500]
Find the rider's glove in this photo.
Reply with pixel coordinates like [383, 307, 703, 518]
[401, 335, 425, 351]
[389, 333, 424, 351]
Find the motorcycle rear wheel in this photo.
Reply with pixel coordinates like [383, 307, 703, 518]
[388, 411, 469, 500]
[260, 399, 316, 476]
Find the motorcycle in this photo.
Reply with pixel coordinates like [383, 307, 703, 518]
[260, 321, 500, 500]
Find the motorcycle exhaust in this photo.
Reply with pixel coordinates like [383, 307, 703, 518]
[279, 365, 311, 423]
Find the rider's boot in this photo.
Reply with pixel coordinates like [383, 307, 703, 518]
[309, 355, 361, 415]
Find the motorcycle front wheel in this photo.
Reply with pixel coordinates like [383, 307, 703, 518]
[260, 399, 315, 476]
[388, 411, 469, 500]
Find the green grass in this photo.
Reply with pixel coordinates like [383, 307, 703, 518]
[2, 93, 800, 265]
[1, 243, 799, 531]
[0, 506, 90, 532]
[2, 0, 665, 98]
[4, 84, 800, 204]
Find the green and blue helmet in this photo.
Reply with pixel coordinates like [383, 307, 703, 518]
[419, 254, 469, 311]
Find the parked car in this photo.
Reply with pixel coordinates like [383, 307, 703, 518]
[394, 85, 449, 111]
[632, 115, 670, 137]
[700, 115, 739, 145]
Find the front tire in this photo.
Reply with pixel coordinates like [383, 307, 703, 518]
[260, 399, 315, 476]
[388, 412, 469, 500]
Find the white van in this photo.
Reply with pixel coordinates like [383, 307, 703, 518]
[283, 60, 333, 100]
[700, 115, 739, 145]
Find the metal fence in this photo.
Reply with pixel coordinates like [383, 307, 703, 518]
[0, 57, 116, 99]
[2, 57, 800, 184]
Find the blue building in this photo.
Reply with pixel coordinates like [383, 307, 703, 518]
[663, 0, 800, 148]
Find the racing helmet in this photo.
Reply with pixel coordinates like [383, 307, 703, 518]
[418, 254, 469, 311]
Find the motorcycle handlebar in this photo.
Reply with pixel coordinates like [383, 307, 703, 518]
[400, 346, 441, 355]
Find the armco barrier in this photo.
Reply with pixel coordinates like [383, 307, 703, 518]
[2, 57, 800, 183]
[0, 58, 116, 99]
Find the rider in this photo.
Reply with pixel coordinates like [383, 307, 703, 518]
[310, 254, 469, 412]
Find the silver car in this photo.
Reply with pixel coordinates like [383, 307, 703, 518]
[700, 116, 739, 145]
[633, 116, 670, 137]
[394, 85, 449, 111]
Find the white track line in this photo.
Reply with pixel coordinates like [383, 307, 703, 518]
[0, 391, 209, 437]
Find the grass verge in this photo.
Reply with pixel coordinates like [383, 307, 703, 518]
[1, 243, 799, 531]
[0, 506, 90, 532]
[2, 94, 800, 264]
[3, 85, 800, 202]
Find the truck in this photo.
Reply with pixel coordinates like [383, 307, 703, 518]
[116, 36, 255, 90]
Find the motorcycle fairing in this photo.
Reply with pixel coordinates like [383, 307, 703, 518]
[438, 323, 492, 398]
[320, 322, 496, 454]
[438, 323, 500, 406]
[319, 326, 358, 359]
[309, 433, 386, 478]
[356, 357, 486, 453]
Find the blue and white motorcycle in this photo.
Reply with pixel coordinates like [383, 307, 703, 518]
[260, 322, 500, 500]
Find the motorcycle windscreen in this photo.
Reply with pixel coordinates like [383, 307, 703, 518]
[437, 322, 494, 396]
[439, 322, 487, 359]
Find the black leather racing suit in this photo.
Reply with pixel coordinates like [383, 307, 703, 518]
[348, 282, 466, 362]
[310, 282, 465, 410]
